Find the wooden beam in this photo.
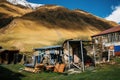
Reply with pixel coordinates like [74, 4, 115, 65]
[67, 41, 71, 69]
[80, 41, 85, 72]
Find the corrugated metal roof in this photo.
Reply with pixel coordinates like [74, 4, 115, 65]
[92, 25, 120, 37]
[34, 45, 62, 51]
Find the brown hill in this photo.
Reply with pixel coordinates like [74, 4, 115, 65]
[0, 4, 118, 52]
[23, 5, 117, 30]
[0, 1, 32, 17]
[0, 0, 32, 30]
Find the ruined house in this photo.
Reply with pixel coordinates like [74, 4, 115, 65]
[0, 49, 20, 64]
[62, 39, 94, 71]
[34, 45, 63, 65]
[92, 25, 120, 63]
[30, 39, 94, 72]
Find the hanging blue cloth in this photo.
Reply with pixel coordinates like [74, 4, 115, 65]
[37, 54, 41, 63]
[38, 51, 45, 63]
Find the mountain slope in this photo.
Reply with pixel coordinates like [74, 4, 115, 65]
[23, 5, 117, 30]
[0, 0, 33, 28]
[0, 5, 118, 52]
[0, 1, 32, 17]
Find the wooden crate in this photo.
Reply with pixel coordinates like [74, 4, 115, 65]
[54, 63, 65, 73]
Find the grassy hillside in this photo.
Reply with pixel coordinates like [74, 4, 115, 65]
[0, 4, 118, 52]
[0, 18, 93, 51]
[23, 5, 117, 30]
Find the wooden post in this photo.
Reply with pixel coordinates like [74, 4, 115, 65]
[6, 53, 9, 64]
[108, 50, 110, 62]
[80, 41, 85, 72]
[67, 41, 70, 69]
[113, 50, 115, 56]
[93, 44, 96, 65]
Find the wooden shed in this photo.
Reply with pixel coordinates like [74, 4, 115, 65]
[0, 49, 19, 64]
[24, 45, 64, 73]
[62, 39, 94, 72]
[34, 45, 63, 65]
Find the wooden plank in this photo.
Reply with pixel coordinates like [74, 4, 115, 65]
[54, 63, 59, 72]
[58, 64, 65, 73]
[54, 63, 65, 73]
[24, 64, 44, 73]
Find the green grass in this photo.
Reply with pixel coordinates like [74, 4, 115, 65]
[0, 58, 120, 80]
